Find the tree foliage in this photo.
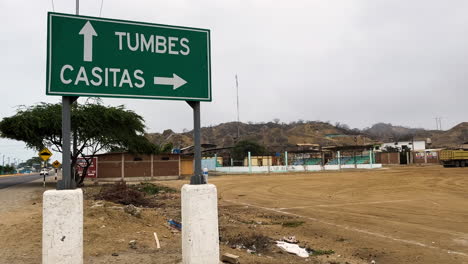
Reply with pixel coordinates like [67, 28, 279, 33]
[0, 165, 15, 175]
[18, 157, 44, 171]
[0, 102, 157, 184]
[231, 140, 266, 160]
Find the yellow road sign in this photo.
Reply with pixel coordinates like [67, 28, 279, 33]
[52, 160, 61, 168]
[39, 148, 53, 161]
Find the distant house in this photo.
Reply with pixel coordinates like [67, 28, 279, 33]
[243, 156, 274, 166]
[378, 140, 426, 151]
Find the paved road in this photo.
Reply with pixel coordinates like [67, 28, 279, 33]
[0, 174, 45, 189]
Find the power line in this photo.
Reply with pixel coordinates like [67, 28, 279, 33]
[99, 0, 104, 17]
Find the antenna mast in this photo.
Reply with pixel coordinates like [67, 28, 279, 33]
[236, 75, 240, 140]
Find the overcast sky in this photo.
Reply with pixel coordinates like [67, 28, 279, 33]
[1, 0, 467, 163]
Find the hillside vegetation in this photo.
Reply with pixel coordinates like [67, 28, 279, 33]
[146, 121, 468, 150]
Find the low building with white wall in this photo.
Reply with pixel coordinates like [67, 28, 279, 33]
[378, 140, 426, 151]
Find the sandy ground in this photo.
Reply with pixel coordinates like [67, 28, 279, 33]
[165, 165, 468, 264]
[1, 165, 467, 264]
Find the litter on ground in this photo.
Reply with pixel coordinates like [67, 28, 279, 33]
[168, 219, 182, 230]
[275, 241, 309, 258]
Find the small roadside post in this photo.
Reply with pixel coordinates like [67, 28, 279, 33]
[44, 2, 214, 263]
[52, 160, 61, 181]
[39, 148, 52, 187]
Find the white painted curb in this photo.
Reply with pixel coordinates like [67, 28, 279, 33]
[43, 189, 83, 264]
[182, 184, 220, 264]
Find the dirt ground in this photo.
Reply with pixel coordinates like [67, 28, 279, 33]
[1, 165, 468, 264]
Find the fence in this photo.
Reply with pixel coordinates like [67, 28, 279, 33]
[204, 150, 381, 174]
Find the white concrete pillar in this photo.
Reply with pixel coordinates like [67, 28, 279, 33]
[43, 189, 83, 264]
[248, 152, 252, 173]
[182, 184, 219, 264]
[337, 151, 341, 170]
[285, 151, 288, 171]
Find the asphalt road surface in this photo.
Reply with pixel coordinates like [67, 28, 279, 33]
[0, 174, 45, 189]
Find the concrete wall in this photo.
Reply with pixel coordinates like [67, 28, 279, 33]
[215, 164, 382, 173]
[357, 164, 383, 169]
[324, 165, 340, 170]
[202, 158, 217, 171]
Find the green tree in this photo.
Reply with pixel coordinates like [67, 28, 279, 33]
[18, 157, 44, 172]
[231, 140, 266, 160]
[0, 165, 15, 174]
[0, 101, 157, 185]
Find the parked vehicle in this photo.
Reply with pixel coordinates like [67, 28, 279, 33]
[40, 168, 49, 176]
[440, 150, 468, 167]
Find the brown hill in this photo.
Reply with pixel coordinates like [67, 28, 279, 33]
[146, 121, 468, 150]
[146, 121, 377, 150]
[430, 122, 468, 148]
[362, 123, 436, 141]
[361, 122, 468, 148]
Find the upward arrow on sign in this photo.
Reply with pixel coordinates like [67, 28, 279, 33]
[79, 21, 97, 62]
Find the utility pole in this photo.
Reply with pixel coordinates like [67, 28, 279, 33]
[58, 0, 80, 190]
[186, 101, 204, 184]
[235, 74, 240, 141]
[434, 117, 443, 131]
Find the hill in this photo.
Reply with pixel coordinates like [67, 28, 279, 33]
[361, 122, 468, 148]
[362, 123, 435, 141]
[146, 121, 468, 151]
[147, 121, 377, 151]
[430, 122, 468, 148]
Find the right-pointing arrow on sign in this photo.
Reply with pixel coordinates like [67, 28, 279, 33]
[154, 74, 187, 90]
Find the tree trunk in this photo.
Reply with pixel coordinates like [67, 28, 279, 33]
[78, 166, 88, 186]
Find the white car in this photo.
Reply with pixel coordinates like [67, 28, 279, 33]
[40, 169, 49, 176]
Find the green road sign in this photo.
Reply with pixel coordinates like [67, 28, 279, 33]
[46, 12, 211, 101]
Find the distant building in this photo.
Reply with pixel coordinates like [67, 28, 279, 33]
[244, 156, 274, 166]
[377, 140, 426, 151]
